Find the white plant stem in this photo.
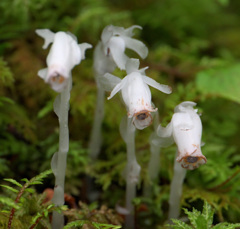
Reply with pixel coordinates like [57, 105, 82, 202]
[168, 150, 187, 221]
[88, 86, 105, 160]
[120, 116, 141, 229]
[144, 142, 161, 197]
[51, 77, 72, 229]
[144, 112, 161, 197]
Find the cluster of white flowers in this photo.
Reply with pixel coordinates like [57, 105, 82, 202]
[36, 25, 206, 170]
[93, 25, 171, 130]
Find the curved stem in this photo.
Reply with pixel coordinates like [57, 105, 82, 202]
[51, 78, 72, 229]
[144, 142, 161, 197]
[120, 116, 140, 229]
[168, 150, 187, 221]
[88, 87, 105, 160]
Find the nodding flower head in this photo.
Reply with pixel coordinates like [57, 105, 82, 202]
[106, 59, 172, 130]
[36, 29, 92, 92]
[100, 25, 148, 70]
[172, 101, 207, 170]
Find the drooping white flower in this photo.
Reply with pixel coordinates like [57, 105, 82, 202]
[157, 101, 207, 170]
[106, 59, 172, 130]
[36, 29, 92, 92]
[94, 25, 148, 73]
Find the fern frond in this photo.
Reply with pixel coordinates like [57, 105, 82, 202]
[0, 185, 18, 193]
[63, 220, 122, 229]
[6, 169, 53, 229]
[29, 204, 68, 229]
[0, 57, 14, 86]
[212, 222, 240, 229]
[25, 169, 52, 188]
[167, 218, 192, 229]
[3, 179, 22, 188]
[0, 196, 20, 210]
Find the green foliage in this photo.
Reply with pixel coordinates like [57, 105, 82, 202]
[168, 201, 240, 229]
[0, 58, 14, 87]
[0, 0, 240, 228]
[0, 170, 55, 228]
[63, 220, 121, 229]
[196, 64, 240, 104]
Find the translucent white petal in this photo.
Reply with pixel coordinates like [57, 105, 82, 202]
[107, 76, 127, 100]
[154, 123, 175, 147]
[124, 25, 142, 37]
[93, 42, 116, 75]
[122, 36, 148, 59]
[133, 115, 152, 130]
[36, 29, 55, 49]
[66, 31, 77, 41]
[157, 123, 173, 138]
[108, 36, 127, 70]
[38, 68, 48, 80]
[142, 75, 172, 94]
[138, 66, 149, 75]
[125, 58, 140, 74]
[101, 25, 113, 44]
[98, 73, 121, 92]
[174, 101, 197, 112]
[79, 43, 92, 60]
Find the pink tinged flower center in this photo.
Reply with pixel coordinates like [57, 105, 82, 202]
[176, 144, 207, 170]
[51, 74, 65, 84]
[137, 113, 147, 120]
[135, 110, 151, 121]
[178, 154, 207, 170]
[186, 156, 198, 163]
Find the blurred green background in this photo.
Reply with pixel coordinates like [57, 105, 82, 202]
[0, 0, 240, 228]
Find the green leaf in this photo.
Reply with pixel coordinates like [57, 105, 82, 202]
[0, 184, 18, 193]
[1, 210, 10, 213]
[63, 220, 85, 229]
[0, 196, 20, 209]
[195, 215, 208, 229]
[30, 181, 43, 185]
[184, 208, 200, 228]
[167, 219, 192, 229]
[213, 223, 240, 229]
[21, 178, 29, 183]
[202, 201, 214, 228]
[4, 178, 22, 188]
[25, 188, 35, 194]
[196, 64, 240, 104]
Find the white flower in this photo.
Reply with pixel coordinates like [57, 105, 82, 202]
[106, 59, 172, 130]
[97, 25, 148, 71]
[36, 29, 92, 92]
[157, 101, 207, 170]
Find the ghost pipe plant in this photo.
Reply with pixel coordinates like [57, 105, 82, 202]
[156, 101, 206, 220]
[157, 101, 206, 170]
[36, 29, 92, 92]
[144, 110, 173, 197]
[119, 115, 140, 229]
[106, 58, 172, 129]
[36, 29, 91, 229]
[144, 111, 162, 197]
[168, 150, 187, 220]
[105, 58, 171, 228]
[89, 25, 148, 159]
[97, 24, 148, 71]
